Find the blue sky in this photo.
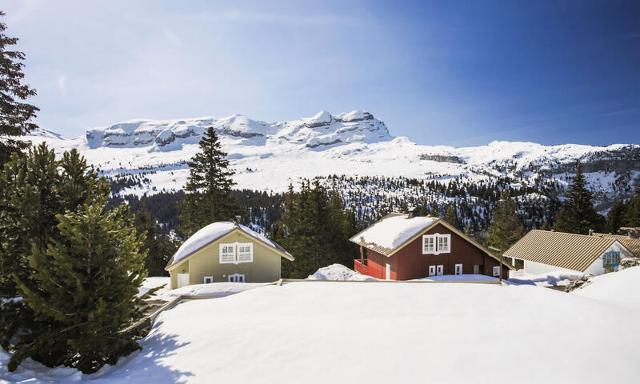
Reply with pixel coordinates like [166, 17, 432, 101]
[4, 0, 639, 146]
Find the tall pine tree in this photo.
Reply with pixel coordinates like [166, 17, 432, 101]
[179, 127, 238, 237]
[486, 192, 524, 254]
[275, 180, 357, 278]
[0, 11, 38, 164]
[606, 199, 627, 234]
[443, 204, 460, 229]
[623, 184, 640, 227]
[135, 205, 176, 276]
[554, 163, 605, 234]
[10, 199, 147, 372]
[0, 143, 60, 295]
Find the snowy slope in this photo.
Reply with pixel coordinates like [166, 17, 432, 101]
[574, 266, 640, 309]
[20, 110, 640, 196]
[3, 277, 640, 383]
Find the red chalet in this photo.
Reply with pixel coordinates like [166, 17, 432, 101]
[350, 213, 511, 280]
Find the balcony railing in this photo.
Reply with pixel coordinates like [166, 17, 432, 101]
[354, 259, 368, 275]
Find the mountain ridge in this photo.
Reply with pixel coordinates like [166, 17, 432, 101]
[20, 110, 640, 207]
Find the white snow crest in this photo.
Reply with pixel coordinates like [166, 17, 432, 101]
[352, 214, 437, 250]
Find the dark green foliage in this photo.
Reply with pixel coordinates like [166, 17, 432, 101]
[606, 199, 627, 233]
[179, 127, 238, 237]
[135, 206, 176, 276]
[623, 184, 640, 227]
[486, 192, 524, 253]
[274, 181, 358, 278]
[442, 204, 460, 229]
[11, 200, 146, 373]
[0, 11, 38, 164]
[0, 144, 145, 373]
[554, 163, 605, 234]
[0, 143, 60, 294]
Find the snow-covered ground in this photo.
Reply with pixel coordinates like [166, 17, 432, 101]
[159, 282, 271, 299]
[2, 267, 640, 383]
[412, 273, 499, 282]
[306, 263, 375, 281]
[507, 270, 586, 287]
[138, 276, 171, 297]
[574, 266, 640, 309]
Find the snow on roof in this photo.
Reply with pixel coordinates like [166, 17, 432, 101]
[350, 214, 438, 254]
[168, 221, 292, 267]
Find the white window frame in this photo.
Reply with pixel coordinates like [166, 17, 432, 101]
[228, 273, 245, 283]
[237, 243, 254, 263]
[422, 234, 451, 255]
[492, 266, 501, 277]
[219, 242, 254, 264]
[219, 243, 237, 264]
[436, 265, 444, 276]
[428, 265, 436, 277]
[422, 235, 436, 254]
[437, 234, 451, 253]
[203, 275, 213, 284]
[454, 263, 463, 275]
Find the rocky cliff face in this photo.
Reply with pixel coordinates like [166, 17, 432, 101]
[85, 110, 391, 151]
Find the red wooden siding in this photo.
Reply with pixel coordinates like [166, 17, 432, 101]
[355, 222, 507, 280]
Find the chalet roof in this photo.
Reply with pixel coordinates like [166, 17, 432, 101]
[503, 230, 625, 272]
[592, 233, 640, 258]
[349, 213, 512, 269]
[166, 222, 293, 269]
[349, 213, 438, 255]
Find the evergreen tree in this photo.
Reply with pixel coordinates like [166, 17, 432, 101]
[486, 192, 524, 254]
[443, 204, 460, 229]
[554, 164, 605, 234]
[135, 206, 175, 276]
[275, 181, 357, 278]
[623, 184, 640, 227]
[0, 143, 59, 295]
[0, 11, 39, 164]
[179, 127, 238, 237]
[606, 199, 627, 233]
[9, 199, 146, 372]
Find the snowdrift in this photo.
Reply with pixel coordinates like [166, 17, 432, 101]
[306, 263, 375, 281]
[574, 266, 640, 310]
[3, 268, 640, 383]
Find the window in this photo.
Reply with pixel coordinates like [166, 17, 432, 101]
[219, 244, 236, 264]
[237, 243, 253, 263]
[436, 265, 444, 276]
[492, 266, 501, 277]
[428, 265, 436, 277]
[228, 273, 245, 283]
[422, 234, 452, 255]
[603, 251, 621, 270]
[203, 276, 213, 284]
[219, 242, 254, 264]
[423, 236, 435, 253]
[437, 236, 450, 253]
[454, 264, 463, 275]
[473, 265, 479, 274]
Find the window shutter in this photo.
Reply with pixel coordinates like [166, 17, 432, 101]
[237, 243, 253, 263]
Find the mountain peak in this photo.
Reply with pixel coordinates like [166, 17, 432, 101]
[83, 110, 392, 151]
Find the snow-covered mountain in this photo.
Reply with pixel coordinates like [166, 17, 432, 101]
[85, 110, 391, 151]
[22, 110, 640, 207]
